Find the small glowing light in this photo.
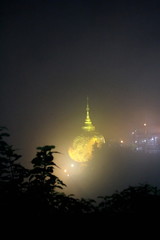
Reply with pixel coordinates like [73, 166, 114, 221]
[67, 174, 70, 177]
[144, 123, 147, 127]
[71, 164, 74, 167]
[120, 140, 124, 144]
[64, 169, 67, 173]
[135, 140, 138, 143]
[132, 132, 135, 135]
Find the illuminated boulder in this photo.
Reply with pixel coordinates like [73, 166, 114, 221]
[68, 99, 105, 162]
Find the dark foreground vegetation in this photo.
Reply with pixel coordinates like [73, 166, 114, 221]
[1, 127, 160, 220]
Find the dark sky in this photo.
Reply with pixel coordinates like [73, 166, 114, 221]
[1, 0, 160, 166]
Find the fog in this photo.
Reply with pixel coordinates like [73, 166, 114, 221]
[55, 145, 160, 199]
[2, 0, 160, 202]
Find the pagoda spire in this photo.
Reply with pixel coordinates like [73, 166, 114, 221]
[82, 97, 95, 132]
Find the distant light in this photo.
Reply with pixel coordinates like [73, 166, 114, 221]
[144, 123, 147, 127]
[64, 169, 67, 173]
[132, 132, 135, 135]
[120, 140, 124, 144]
[67, 174, 70, 177]
[71, 164, 74, 167]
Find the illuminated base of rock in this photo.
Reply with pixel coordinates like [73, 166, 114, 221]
[68, 132, 105, 162]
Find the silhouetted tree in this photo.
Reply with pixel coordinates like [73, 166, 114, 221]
[98, 184, 160, 218]
[27, 145, 66, 216]
[0, 127, 29, 216]
[27, 145, 97, 216]
[51, 193, 97, 215]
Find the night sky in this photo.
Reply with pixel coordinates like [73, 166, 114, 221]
[1, 0, 160, 197]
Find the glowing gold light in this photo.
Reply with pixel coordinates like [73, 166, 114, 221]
[68, 99, 105, 162]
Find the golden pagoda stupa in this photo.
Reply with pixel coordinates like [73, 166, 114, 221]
[68, 98, 105, 162]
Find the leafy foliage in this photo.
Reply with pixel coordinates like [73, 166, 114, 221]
[29, 145, 65, 189]
[0, 127, 29, 217]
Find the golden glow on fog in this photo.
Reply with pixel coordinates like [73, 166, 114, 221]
[68, 99, 105, 162]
